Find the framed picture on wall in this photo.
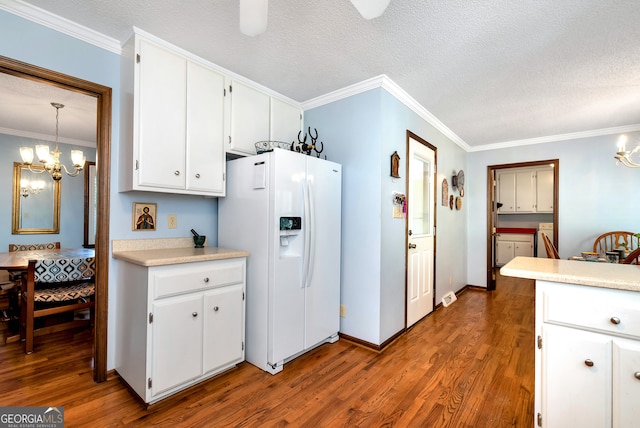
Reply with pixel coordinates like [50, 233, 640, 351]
[132, 202, 156, 231]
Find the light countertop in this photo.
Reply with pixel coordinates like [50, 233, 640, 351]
[112, 238, 248, 267]
[501, 257, 640, 292]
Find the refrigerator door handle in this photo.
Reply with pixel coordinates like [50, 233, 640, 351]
[305, 178, 316, 288]
[302, 178, 311, 288]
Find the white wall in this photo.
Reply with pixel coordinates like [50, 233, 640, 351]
[466, 131, 640, 287]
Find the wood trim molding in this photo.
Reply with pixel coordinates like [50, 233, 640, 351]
[0, 55, 112, 383]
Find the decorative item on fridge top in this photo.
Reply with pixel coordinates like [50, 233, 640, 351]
[255, 141, 291, 154]
[291, 127, 325, 158]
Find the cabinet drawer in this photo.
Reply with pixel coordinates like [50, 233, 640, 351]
[542, 282, 640, 340]
[153, 259, 245, 299]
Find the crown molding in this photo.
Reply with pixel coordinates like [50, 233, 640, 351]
[468, 124, 640, 152]
[0, 127, 95, 148]
[301, 74, 470, 151]
[0, 0, 121, 54]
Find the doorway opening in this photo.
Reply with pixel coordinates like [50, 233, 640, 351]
[486, 159, 559, 290]
[0, 55, 112, 382]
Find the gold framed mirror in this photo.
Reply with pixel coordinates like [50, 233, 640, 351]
[12, 162, 61, 234]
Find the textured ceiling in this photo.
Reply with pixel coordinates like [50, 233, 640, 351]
[2, 0, 640, 149]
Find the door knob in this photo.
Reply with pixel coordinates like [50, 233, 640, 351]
[408, 243, 417, 249]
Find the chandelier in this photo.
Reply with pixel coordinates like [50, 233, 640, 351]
[19, 102, 85, 181]
[20, 178, 45, 198]
[614, 134, 640, 168]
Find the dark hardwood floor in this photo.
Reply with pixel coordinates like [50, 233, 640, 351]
[0, 273, 535, 427]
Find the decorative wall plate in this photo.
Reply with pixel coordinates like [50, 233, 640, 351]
[449, 195, 454, 210]
[457, 170, 465, 196]
[455, 196, 462, 210]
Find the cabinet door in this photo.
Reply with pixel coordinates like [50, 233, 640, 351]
[542, 325, 612, 428]
[203, 284, 244, 374]
[270, 98, 301, 144]
[151, 294, 203, 396]
[497, 172, 516, 213]
[536, 169, 554, 213]
[514, 241, 533, 257]
[495, 240, 514, 265]
[515, 171, 534, 212]
[137, 39, 187, 189]
[612, 339, 640, 428]
[186, 62, 225, 194]
[228, 80, 270, 155]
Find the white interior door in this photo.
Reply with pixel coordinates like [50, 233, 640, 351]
[407, 135, 435, 327]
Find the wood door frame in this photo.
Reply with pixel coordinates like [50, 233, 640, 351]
[0, 55, 111, 382]
[486, 159, 559, 290]
[405, 130, 437, 327]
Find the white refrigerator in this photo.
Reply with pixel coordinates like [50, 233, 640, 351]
[218, 148, 342, 374]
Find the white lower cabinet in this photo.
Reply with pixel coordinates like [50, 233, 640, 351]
[115, 258, 246, 404]
[495, 233, 533, 266]
[536, 281, 640, 427]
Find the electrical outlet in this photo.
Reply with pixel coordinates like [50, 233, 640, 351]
[168, 214, 177, 229]
[340, 304, 346, 318]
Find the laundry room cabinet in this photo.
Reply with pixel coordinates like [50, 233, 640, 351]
[495, 233, 534, 266]
[497, 167, 554, 214]
[113, 252, 247, 404]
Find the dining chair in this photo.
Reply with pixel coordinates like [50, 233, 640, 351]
[541, 233, 560, 259]
[20, 257, 95, 354]
[593, 231, 639, 254]
[622, 247, 640, 265]
[8, 242, 61, 252]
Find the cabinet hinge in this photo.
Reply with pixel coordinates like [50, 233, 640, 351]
[228, 136, 232, 145]
[135, 160, 139, 170]
[149, 312, 153, 323]
[242, 292, 245, 301]
[229, 84, 232, 93]
[224, 87, 226, 97]
[136, 53, 141, 64]
[537, 412, 542, 426]
[242, 341, 245, 351]
[148, 378, 152, 389]
[537, 335, 542, 349]
[223, 172, 226, 182]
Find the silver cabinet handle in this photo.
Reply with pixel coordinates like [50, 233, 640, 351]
[610, 317, 621, 325]
[585, 359, 594, 367]
[192, 312, 198, 317]
[175, 170, 180, 176]
[408, 243, 416, 249]
[213, 306, 219, 312]
[203, 277, 210, 283]
[195, 173, 201, 178]
[634, 371, 640, 380]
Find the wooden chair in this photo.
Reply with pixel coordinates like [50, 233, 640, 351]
[541, 233, 560, 259]
[622, 247, 640, 265]
[593, 231, 639, 254]
[20, 257, 95, 354]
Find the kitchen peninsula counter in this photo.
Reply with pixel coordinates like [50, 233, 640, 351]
[112, 238, 248, 267]
[501, 256, 640, 292]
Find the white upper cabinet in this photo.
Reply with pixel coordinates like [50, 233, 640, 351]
[270, 97, 303, 146]
[120, 32, 225, 196]
[226, 80, 271, 155]
[497, 166, 554, 214]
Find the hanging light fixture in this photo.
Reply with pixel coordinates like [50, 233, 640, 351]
[239, 0, 268, 36]
[614, 134, 640, 168]
[19, 102, 85, 181]
[350, 0, 391, 19]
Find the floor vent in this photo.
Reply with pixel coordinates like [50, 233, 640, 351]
[441, 291, 457, 307]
